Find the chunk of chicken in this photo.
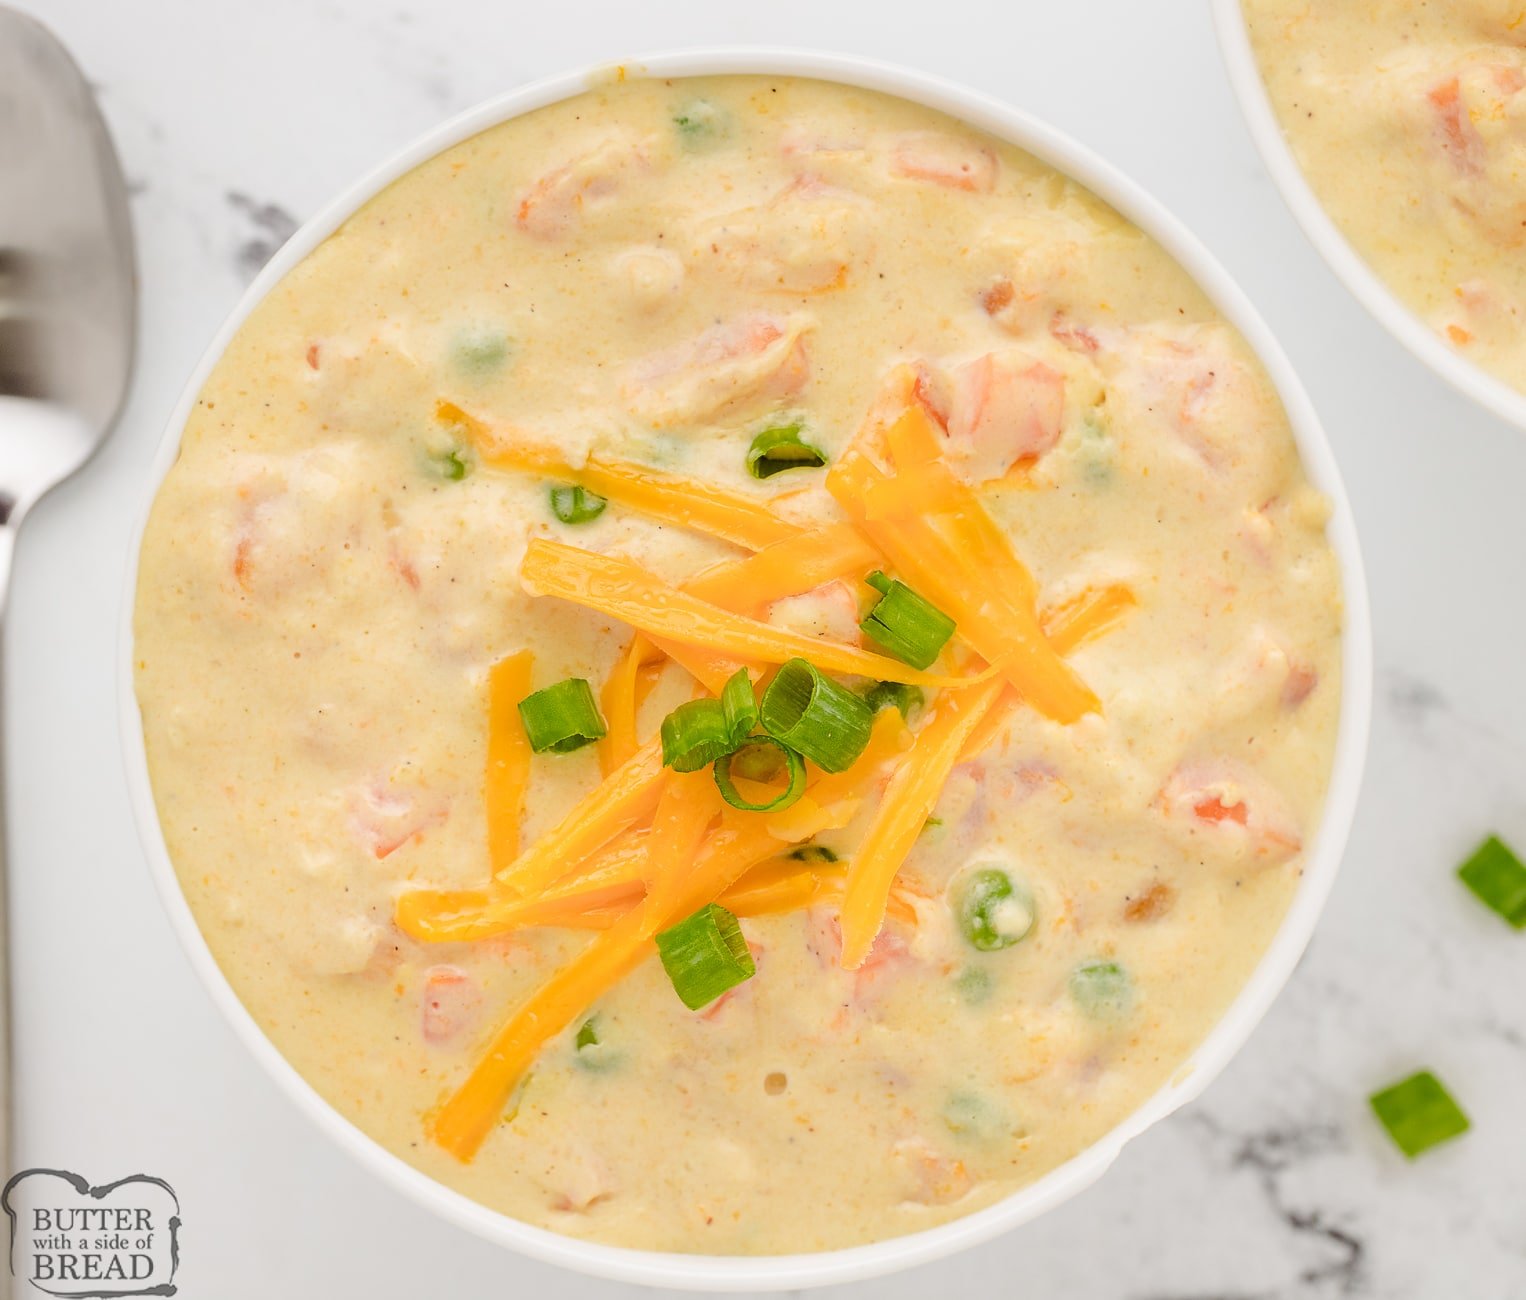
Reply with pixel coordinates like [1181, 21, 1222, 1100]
[766, 580, 861, 645]
[938, 352, 1065, 483]
[421, 965, 481, 1044]
[1156, 758, 1302, 864]
[691, 175, 872, 294]
[622, 312, 811, 428]
[516, 134, 649, 239]
[889, 131, 998, 192]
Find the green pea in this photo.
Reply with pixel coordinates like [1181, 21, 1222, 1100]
[941, 1090, 1004, 1140]
[1079, 409, 1114, 485]
[1069, 960, 1133, 1020]
[573, 1016, 620, 1073]
[673, 99, 727, 145]
[451, 325, 510, 377]
[954, 966, 993, 1006]
[953, 867, 1035, 952]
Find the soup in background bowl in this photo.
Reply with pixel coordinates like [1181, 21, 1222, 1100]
[121, 50, 1371, 1290]
[1217, 0, 1526, 431]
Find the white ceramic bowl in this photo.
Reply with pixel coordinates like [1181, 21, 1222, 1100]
[119, 46, 1373, 1292]
[1213, 0, 1526, 430]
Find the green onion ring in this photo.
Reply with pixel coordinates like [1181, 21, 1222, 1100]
[713, 737, 806, 812]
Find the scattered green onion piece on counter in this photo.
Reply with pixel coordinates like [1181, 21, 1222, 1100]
[518, 678, 607, 753]
[1457, 834, 1526, 928]
[548, 484, 608, 525]
[714, 737, 806, 813]
[1369, 1071, 1470, 1158]
[655, 903, 756, 1010]
[759, 658, 873, 773]
[954, 868, 1035, 952]
[746, 423, 828, 479]
[660, 699, 735, 773]
[859, 571, 956, 670]
[720, 667, 758, 745]
[1069, 960, 1133, 1020]
[788, 843, 839, 863]
[863, 680, 924, 720]
[428, 447, 469, 481]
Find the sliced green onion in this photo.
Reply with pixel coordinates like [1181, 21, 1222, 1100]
[1369, 1070, 1470, 1158]
[859, 571, 956, 670]
[759, 658, 873, 773]
[427, 447, 469, 481]
[714, 737, 805, 812]
[549, 484, 607, 525]
[573, 1016, 620, 1072]
[863, 680, 924, 720]
[1457, 834, 1526, 928]
[1069, 960, 1132, 1020]
[954, 868, 1035, 952]
[518, 677, 607, 753]
[788, 843, 838, 863]
[721, 667, 758, 745]
[729, 739, 786, 782]
[655, 903, 756, 1010]
[746, 422, 827, 479]
[660, 699, 734, 773]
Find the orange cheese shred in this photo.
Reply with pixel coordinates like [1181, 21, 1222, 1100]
[522, 538, 988, 689]
[440, 399, 800, 551]
[838, 674, 1007, 969]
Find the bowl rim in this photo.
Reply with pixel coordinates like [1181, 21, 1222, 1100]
[117, 44, 1373, 1292]
[1211, 0, 1526, 431]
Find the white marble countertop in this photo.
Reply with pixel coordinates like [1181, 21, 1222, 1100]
[8, 0, 1525, 1296]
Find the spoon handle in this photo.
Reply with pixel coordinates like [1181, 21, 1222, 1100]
[0, 526, 12, 1291]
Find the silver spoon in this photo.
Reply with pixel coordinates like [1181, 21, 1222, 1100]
[0, 2, 136, 1226]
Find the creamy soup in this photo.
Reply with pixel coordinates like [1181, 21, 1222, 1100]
[134, 74, 1343, 1255]
[1244, 0, 1526, 392]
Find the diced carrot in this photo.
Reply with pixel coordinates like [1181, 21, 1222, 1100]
[838, 674, 1006, 969]
[521, 538, 989, 688]
[1123, 882, 1174, 923]
[439, 400, 799, 551]
[485, 650, 534, 871]
[1194, 796, 1249, 826]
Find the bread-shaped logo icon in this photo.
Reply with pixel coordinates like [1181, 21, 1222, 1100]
[1, 1170, 180, 1297]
